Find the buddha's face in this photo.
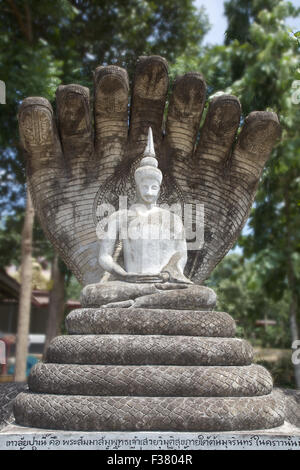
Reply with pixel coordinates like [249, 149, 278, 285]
[137, 177, 160, 205]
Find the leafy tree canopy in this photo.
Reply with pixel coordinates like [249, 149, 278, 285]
[0, 0, 209, 268]
[0, 0, 209, 212]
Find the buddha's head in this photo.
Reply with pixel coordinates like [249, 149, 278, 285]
[134, 128, 162, 205]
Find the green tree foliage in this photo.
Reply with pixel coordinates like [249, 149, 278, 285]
[224, 0, 277, 45]
[172, 1, 300, 361]
[0, 0, 208, 211]
[0, 0, 208, 261]
[207, 253, 290, 348]
[223, 1, 300, 349]
[0, 0, 75, 210]
[199, 1, 300, 377]
[1, 0, 299, 369]
[65, 0, 209, 76]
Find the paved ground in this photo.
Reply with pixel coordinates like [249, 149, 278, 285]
[0, 383, 299, 431]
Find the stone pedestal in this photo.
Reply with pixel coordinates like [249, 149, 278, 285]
[13, 304, 285, 431]
[1, 422, 300, 450]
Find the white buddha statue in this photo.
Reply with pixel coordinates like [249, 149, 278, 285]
[98, 127, 191, 285]
[81, 128, 216, 310]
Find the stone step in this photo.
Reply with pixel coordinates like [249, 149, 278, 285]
[45, 335, 253, 366]
[28, 363, 273, 397]
[66, 308, 236, 337]
[13, 392, 285, 432]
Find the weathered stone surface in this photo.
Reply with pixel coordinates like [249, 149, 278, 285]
[29, 363, 273, 397]
[80, 282, 216, 309]
[10, 53, 284, 433]
[19, 56, 281, 286]
[133, 285, 217, 310]
[80, 281, 158, 307]
[66, 308, 236, 337]
[45, 335, 253, 366]
[0, 383, 28, 431]
[5, 388, 299, 436]
[13, 392, 285, 432]
[276, 388, 300, 428]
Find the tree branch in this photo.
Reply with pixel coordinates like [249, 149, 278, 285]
[24, 0, 33, 43]
[6, 0, 33, 43]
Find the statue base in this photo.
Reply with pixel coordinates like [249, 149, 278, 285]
[13, 287, 285, 432]
[1, 422, 300, 450]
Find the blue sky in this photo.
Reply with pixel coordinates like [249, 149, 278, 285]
[194, 0, 300, 45]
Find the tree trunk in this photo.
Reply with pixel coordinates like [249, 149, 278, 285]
[43, 252, 65, 357]
[14, 187, 34, 382]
